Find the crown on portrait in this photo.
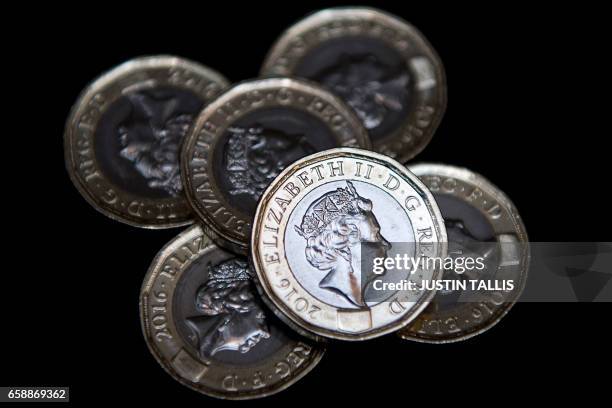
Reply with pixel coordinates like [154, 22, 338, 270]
[208, 259, 252, 283]
[225, 126, 262, 173]
[294, 181, 365, 239]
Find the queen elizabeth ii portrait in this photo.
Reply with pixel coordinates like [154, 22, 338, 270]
[185, 259, 271, 358]
[294, 181, 391, 307]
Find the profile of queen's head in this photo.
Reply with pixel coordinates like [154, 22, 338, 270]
[186, 259, 270, 358]
[294, 181, 390, 307]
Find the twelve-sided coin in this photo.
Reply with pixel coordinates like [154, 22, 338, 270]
[398, 163, 529, 343]
[261, 7, 447, 162]
[65, 55, 229, 228]
[140, 225, 325, 399]
[181, 77, 370, 254]
[251, 148, 447, 341]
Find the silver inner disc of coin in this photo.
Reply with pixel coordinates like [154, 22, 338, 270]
[252, 148, 446, 340]
[286, 179, 416, 309]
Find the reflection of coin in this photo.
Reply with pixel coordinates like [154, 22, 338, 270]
[261, 7, 446, 162]
[181, 78, 370, 254]
[64, 56, 229, 228]
[398, 164, 529, 343]
[140, 225, 324, 399]
[251, 148, 446, 341]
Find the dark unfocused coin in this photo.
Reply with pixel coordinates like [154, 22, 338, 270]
[398, 163, 529, 343]
[261, 7, 447, 162]
[140, 225, 324, 399]
[64, 55, 229, 228]
[181, 77, 370, 253]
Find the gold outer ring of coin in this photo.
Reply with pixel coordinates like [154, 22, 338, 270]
[140, 225, 325, 400]
[398, 163, 530, 343]
[64, 55, 229, 229]
[251, 147, 448, 341]
[181, 77, 371, 255]
[260, 7, 447, 162]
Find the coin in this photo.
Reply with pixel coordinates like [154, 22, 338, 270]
[398, 163, 529, 343]
[251, 148, 446, 341]
[140, 225, 324, 399]
[181, 77, 370, 254]
[260, 7, 446, 162]
[64, 55, 229, 228]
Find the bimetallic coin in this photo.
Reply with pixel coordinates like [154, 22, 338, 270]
[398, 163, 529, 343]
[181, 77, 370, 254]
[64, 56, 229, 228]
[140, 226, 324, 399]
[251, 148, 447, 341]
[261, 7, 446, 162]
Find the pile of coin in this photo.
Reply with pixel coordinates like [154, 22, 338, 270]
[64, 7, 529, 399]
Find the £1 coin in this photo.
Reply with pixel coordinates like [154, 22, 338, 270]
[64, 55, 229, 228]
[261, 7, 446, 162]
[140, 225, 325, 399]
[251, 148, 447, 341]
[181, 77, 370, 254]
[398, 163, 529, 343]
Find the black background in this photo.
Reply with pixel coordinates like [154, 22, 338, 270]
[4, 1, 609, 404]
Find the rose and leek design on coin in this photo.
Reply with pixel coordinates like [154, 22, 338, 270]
[142, 227, 323, 398]
[65, 56, 229, 228]
[252, 149, 446, 340]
